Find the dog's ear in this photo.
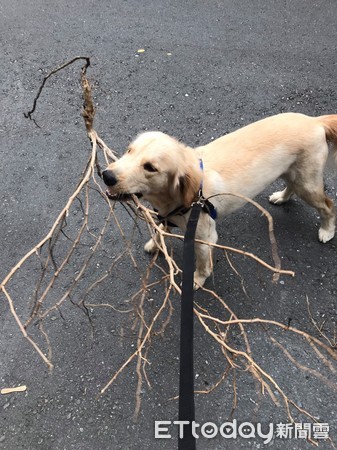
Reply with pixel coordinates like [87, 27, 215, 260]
[178, 167, 201, 207]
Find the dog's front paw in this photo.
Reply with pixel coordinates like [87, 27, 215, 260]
[318, 227, 335, 243]
[193, 272, 207, 290]
[144, 238, 158, 254]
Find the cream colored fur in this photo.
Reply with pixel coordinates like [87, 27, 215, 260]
[104, 112, 337, 288]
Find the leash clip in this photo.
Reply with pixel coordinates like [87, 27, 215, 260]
[194, 188, 217, 220]
[191, 188, 205, 207]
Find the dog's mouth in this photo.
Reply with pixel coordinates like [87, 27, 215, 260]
[106, 190, 143, 202]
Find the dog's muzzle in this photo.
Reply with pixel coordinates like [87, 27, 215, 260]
[102, 169, 143, 201]
[102, 169, 118, 187]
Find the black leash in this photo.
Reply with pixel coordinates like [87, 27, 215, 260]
[178, 202, 202, 450]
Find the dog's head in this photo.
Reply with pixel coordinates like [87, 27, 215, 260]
[102, 132, 201, 210]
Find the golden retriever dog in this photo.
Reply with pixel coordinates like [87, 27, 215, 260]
[103, 112, 337, 288]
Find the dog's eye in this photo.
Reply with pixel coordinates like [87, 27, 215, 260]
[143, 162, 158, 173]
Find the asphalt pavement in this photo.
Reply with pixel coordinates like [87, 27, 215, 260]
[1, 0, 337, 449]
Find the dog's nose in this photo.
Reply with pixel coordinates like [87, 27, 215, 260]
[102, 169, 118, 186]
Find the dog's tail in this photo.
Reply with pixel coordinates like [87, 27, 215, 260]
[319, 114, 337, 147]
[318, 115, 337, 165]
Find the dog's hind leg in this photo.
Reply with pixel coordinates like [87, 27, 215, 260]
[269, 185, 294, 205]
[292, 140, 335, 243]
[296, 187, 336, 243]
[317, 196, 336, 243]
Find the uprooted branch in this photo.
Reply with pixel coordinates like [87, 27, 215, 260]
[1, 57, 336, 445]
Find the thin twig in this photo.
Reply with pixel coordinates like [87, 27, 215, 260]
[24, 56, 90, 120]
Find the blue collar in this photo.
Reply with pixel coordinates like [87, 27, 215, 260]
[199, 158, 205, 189]
[198, 159, 217, 220]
